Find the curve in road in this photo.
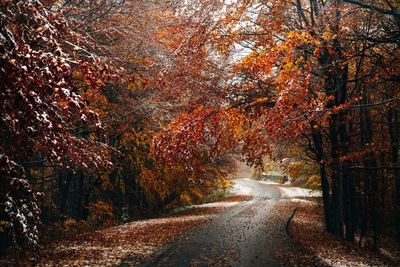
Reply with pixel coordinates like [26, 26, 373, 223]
[145, 178, 296, 267]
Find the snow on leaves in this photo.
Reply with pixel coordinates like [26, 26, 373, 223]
[0, 155, 40, 256]
[0, 0, 116, 253]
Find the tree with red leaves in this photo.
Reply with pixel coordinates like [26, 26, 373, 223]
[0, 0, 114, 255]
[153, 0, 400, 246]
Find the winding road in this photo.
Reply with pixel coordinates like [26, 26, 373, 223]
[145, 178, 302, 267]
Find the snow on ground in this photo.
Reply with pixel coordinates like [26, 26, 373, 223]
[230, 178, 255, 195]
[278, 186, 322, 198]
[257, 180, 280, 185]
[232, 178, 321, 199]
[194, 201, 241, 208]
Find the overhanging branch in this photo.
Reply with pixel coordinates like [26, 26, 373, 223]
[343, 0, 400, 19]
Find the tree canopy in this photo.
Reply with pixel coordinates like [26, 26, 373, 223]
[0, 0, 399, 258]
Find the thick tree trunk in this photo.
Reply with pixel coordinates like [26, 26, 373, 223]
[388, 108, 400, 236]
[312, 127, 333, 232]
[327, 105, 345, 237]
[58, 170, 72, 215]
[336, 66, 355, 241]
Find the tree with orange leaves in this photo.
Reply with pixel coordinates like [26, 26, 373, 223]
[153, 0, 400, 246]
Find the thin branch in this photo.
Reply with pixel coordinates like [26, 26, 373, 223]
[343, 0, 400, 19]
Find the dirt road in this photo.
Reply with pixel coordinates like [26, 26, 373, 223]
[145, 178, 297, 267]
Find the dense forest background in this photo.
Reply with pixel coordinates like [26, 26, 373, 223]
[0, 0, 399, 260]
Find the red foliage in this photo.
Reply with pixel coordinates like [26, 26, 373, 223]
[0, 0, 115, 253]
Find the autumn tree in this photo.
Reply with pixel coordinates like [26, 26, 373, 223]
[0, 0, 117, 254]
[2, 0, 399, 257]
[153, 0, 400, 246]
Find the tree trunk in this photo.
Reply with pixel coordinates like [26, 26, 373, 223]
[388, 108, 400, 237]
[312, 127, 333, 232]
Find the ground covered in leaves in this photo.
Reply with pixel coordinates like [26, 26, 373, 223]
[282, 199, 400, 267]
[0, 196, 250, 267]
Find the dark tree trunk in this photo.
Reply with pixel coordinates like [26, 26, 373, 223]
[388, 108, 400, 236]
[312, 127, 333, 232]
[58, 170, 72, 215]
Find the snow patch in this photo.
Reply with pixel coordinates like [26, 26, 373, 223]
[194, 201, 240, 208]
[257, 180, 280, 185]
[231, 181, 253, 195]
[279, 186, 321, 198]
